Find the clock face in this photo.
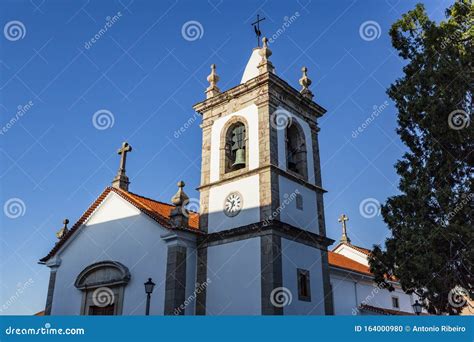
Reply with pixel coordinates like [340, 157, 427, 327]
[224, 192, 243, 217]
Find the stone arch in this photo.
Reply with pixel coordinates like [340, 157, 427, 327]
[75, 261, 130, 315]
[75, 260, 130, 289]
[285, 119, 308, 180]
[219, 115, 249, 177]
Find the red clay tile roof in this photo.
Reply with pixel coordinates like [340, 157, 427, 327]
[118, 189, 200, 230]
[359, 304, 415, 316]
[328, 251, 372, 276]
[39, 187, 201, 263]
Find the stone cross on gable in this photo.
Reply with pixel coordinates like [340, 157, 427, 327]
[112, 142, 132, 191]
[118, 142, 132, 172]
[338, 214, 351, 244]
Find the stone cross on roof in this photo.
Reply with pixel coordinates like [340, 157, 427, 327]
[112, 142, 132, 191]
[338, 214, 351, 243]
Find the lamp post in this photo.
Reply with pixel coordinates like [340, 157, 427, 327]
[412, 300, 422, 315]
[144, 278, 155, 316]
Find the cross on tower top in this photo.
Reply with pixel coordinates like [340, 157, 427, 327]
[251, 14, 266, 47]
[338, 214, 351, 244]
[112, 142, 132, 191]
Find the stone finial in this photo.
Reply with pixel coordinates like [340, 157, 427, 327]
[206, 64, 220, 99]
[170, 181, 189, 228]
[56, 219, 69, 240]
[299, 67, 314, 100]
[112, 142, 132, 191]
[171, 181, 189, 206]
[338, 214, 351, 244]
[258, 37, 274, 74]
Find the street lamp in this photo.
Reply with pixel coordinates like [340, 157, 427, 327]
[144, 278, 155, 315]
[412, 300, 422, 315]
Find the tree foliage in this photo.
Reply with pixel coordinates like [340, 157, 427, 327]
[368, 0, 473, 315]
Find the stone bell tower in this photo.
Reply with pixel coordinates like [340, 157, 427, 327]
[193, 37, 334, 315]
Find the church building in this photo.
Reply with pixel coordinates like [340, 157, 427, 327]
[39, 37, 421, 316]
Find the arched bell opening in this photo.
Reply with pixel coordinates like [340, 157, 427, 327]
[224, 122, 247, 173]
[285, 121, 308, 179]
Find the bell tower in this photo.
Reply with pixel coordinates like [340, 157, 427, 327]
[193, 37, 334, 315]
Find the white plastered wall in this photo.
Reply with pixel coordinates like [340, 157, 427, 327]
[205, 238, 261, 315]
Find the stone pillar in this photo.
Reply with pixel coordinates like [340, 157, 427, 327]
[164, 245, 187, 315]
[44, 259, 60, 315]
[260, 233, 283, 315]
[195, 245, 207, 315]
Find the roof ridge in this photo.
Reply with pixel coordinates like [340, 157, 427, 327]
[126, 191, 175, 207]
[40, 187, 201, 263]
[347, 243, 371, 254]
[333, 241, 371, 255]
[110, 187, 172, 228]
[39, 187, 112, 263]
[327, 251, 372, 276]
[121, 188, 200, 214]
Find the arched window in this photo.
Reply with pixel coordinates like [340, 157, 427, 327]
[286, 122, 307, 178]
[224, 122, 246, 173]
[75, 261, 130, 315]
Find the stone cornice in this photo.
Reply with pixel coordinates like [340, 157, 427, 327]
[197, 164, 327, 193]
[198, 220, 334, 249]
[193, 72, 327, 119]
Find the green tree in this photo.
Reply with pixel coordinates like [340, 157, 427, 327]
[369, 0, 473, 315]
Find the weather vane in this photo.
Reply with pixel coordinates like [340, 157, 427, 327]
[251, 14, 266, 47]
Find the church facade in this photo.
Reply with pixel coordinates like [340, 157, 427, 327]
[39, 38, 420, 316]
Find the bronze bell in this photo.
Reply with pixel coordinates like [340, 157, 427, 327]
[232, 148, 246, 168]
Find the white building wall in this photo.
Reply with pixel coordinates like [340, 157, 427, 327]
[276, 107, 315, 184]
[207, 175, 260, 233]
[209, 104, 259, 183]
[206, 238, 261, 315]
[278, 176, 319, 233]
[281, 238, 325, 315]
[330, 273, 359, 315]
[50, 192, 194, 316]
[330, 270, 416, 315]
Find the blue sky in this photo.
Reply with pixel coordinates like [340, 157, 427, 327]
[0, 0, 452, 315]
